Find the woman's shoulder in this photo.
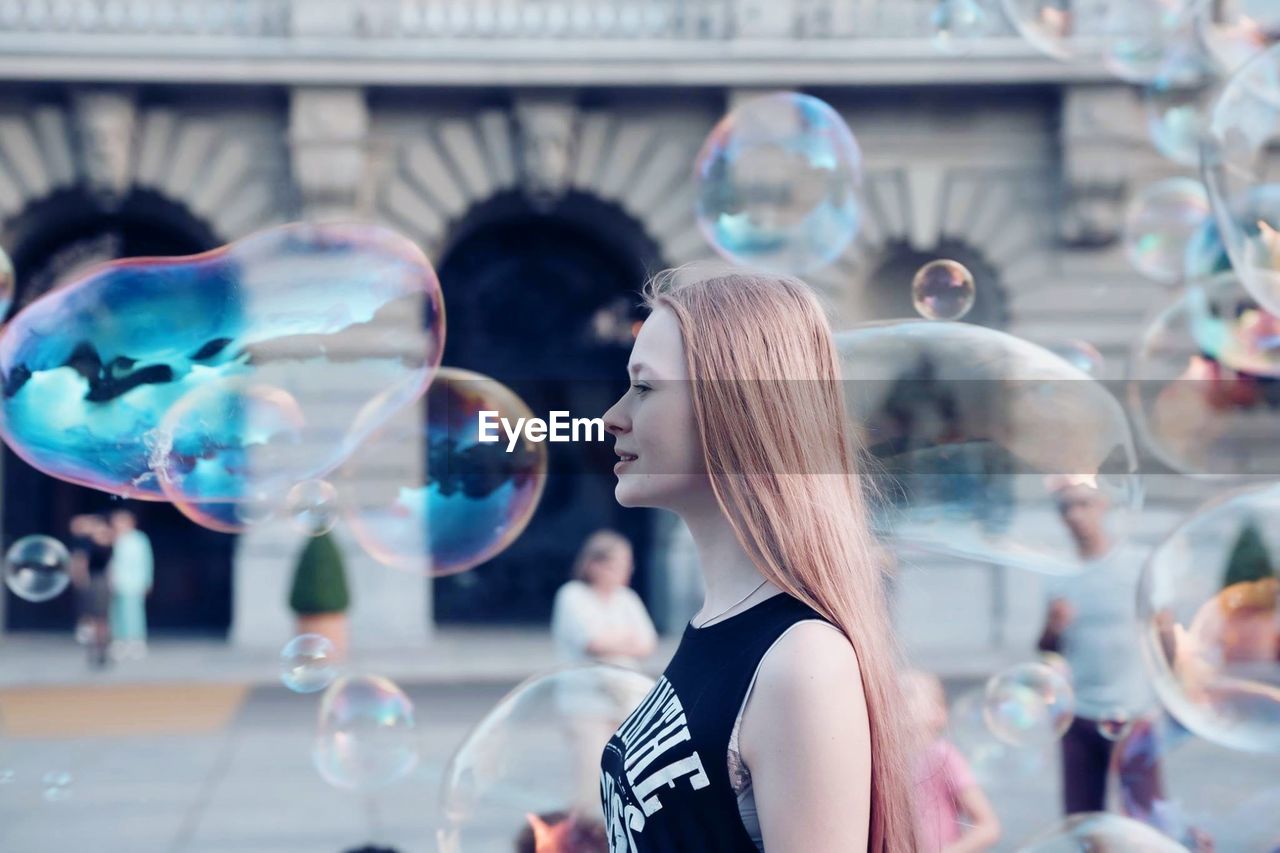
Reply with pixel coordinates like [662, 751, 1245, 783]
[553, 579, 590, 603]
[758, 619, 860, 689]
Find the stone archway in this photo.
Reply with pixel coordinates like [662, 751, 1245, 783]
[429, 190, 663, 625]
[0, 186, 235, 635]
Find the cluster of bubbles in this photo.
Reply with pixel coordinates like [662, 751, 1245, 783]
[3, 535, 71, 603]
[836, 320, 1141, 574]
[312, 674, 419, 792]
[983, 661, 1076, 747]
[279, 633, 339, 694]
[439, 665, 655, 852]
[694, 91, 863, 275]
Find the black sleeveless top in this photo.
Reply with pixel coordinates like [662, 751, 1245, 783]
[599, 593, 832, 852]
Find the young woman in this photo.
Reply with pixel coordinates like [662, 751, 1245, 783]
[598, 269, 918, 852]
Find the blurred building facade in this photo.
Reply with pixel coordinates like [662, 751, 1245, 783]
[0, 0, 1210, 657]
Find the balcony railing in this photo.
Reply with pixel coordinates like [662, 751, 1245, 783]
[0, 0, 1022, 41]
[0, 0, 1112, 86]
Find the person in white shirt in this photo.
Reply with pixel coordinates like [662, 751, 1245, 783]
[550, 529, 657, 817]
[551, 529, 657, 667]
[1037, 480, 1156, 816]
[108, 509, 154, 660]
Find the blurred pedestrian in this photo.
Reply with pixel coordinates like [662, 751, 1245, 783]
[902, 670, 1001, 853]
[551, 529, 656, 668]
[69, 514, 114, 669]
[108, 508, 153, 660]
[1038, 478, 1156, 814]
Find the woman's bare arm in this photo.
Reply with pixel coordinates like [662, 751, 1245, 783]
[741, 621, 872, 853]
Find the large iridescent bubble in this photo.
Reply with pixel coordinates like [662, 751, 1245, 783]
[694, 91, 862, 275]
[1138, 482, 1280, 753]
[1017, 812, 1189, 852]
[338, 367, 547, 577]
[313, 673, 419, 791]
[0, 222, 444, 513]
[1113, 712, 1280, 848]
[837, 321, 1142, 575]
[1123, 177, 1211, 284]
[438, 665, 654, 853]
[1203, 44, 1280, 316]
[1128, 277, 1280, 477]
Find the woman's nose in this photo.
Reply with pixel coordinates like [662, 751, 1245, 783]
[603, 396, 629, 436]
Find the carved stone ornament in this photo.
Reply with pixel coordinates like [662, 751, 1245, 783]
[513, 95, 578, 209]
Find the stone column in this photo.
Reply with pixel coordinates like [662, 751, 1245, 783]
[231, 86, 430, 651]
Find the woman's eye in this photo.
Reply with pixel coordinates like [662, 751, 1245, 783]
[631, 382, 650, 395]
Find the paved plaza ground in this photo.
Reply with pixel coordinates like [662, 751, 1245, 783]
[1, 633, 1276, 852]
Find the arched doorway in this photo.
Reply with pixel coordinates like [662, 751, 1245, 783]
[860, 238, 1009, 329]
[432, 190, 660, 625]
[2, 189, 237, 636]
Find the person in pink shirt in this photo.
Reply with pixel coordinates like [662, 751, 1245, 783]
[904, 670, 1002, 853]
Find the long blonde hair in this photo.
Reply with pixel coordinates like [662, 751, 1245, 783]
[642, 267, 918, 851]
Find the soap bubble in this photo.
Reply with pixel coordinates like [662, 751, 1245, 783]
[1047, 340, 1106, 377]
[154, 380, 306, 533]
[0, 245, 13, 320]
[280, 633, 338, 693]
[1018, 811, 1189, 852]
[1194, 0, 1280, 75]
[1142, 24, 1218, 168]
[1137, 482, 1280, 753]
[287, 479, 339, 536]
[313, 674, 419, 791]
[338, 368, 547, 577]
[1101, 0, 1203, 85]
[4, 535, 71, 602]
[694, 91, 863, 275]
[837, 321, 1142, 575]
[0, 769, 13, 785]
[1113, 712, 1280, 848]
[931, 0, 997, 54]
[0, 222, 444, 508]
[1187, 271, 1280, 378]
[911, 259, 977, 321]
[1203, 44, 1280, 316]
[439, 664, 655, 853]
[1128, 279, 1280, 477]
[1183, 211, 1232, 281]
[948, 688, 1051, 788]
[983, 662, 1075, 747]
[1123, 177, 1211, 284]
[1096, 707, 1135, 741]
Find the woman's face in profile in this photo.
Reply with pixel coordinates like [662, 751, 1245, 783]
[603, 306, 708, 512]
